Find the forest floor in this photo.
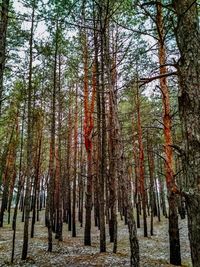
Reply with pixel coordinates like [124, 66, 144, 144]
[0, 210, 192, 267]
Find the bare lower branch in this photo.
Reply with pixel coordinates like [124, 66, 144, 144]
[140, 71, 177, 86]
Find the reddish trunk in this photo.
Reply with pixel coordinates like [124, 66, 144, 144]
[156, 2, 181, 265]
[83, 27, 95, 245]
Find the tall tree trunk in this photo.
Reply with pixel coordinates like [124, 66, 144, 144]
[55, 54, 63, 241]
[156, 2, 181, 264]
[83, 53, 93, 244]
[72, 85, 78, 238]
[146, 131, 155, 236]
[31, 125, 42, 238]
[93, 3, 106, 252]
[126, 168, 140, 267]
[66, 96, 72, 231]
[136, 82, 147, 237]
[0, 0, 9, 115]
[132, 112, 140, 229]
[102, 2, 118, 252]
[46, 19, 58, 252]
[21, 2, 35, 259]
[173, 1, 200, 266]
[82, 9, 95, 245]
[11, 102, 25, 263]
[78, 102, 84, 227]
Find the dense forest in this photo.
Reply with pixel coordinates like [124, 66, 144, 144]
[0, 0, 199, 266]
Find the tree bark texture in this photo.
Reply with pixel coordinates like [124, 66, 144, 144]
[156, 2, 181, 265]
[173, 1, 200, 266]
[21, 3, 35, 259]
[0, 0, 10, 115]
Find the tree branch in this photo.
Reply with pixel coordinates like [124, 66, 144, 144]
[139, 71, 177, 86]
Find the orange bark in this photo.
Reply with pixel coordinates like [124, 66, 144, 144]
[136, 82, 147, 237]
[157, 2, 174, 189]
[83, 38, 96, 155]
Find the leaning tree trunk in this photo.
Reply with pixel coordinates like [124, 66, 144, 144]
[173, 1, 200, 266]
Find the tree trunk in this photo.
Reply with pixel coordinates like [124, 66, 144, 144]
[0, 0, 10, 115]
[147, 131, 155, 236]
[72, 85, 78, 238]
[31, 127, 42, 238]
[173, 1, 200, 266]
[66, 98, 72, 231]
[102, 5, 118, 252]
[156, 2, 181, 264]
[55, 54, 63, 241]
[84, 153, 92, 246]
[78, 103, 84, 228]
[82, 18, 94, 245]
[93, 5, 106, 252]
[21, 2, 35, 259]
[136, 82, 147, 237]
[11, 103, 25, 263]
[46, 19, 58, 252]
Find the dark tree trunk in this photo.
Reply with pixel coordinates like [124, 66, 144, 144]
[46, 19, 58, 253]
[11, 103, 25, 262]
[8, 168, 16, 225]
[21, 3, 35, 259]
[168, 193, 181, 265]
[83, 28, 93, 245]
[65, 95, 72, 230]
[78, 105, 84, 228]
[147, 131, 155, 236]
[173, 1, 200, 266]
[72, 85, 78, 238]
[55, 54, 63, 241]
[84, 155, 92, 246]
[102, 4, 118, 252]
[31, 130, 42, 238]
[93, 5, 106, 252]
[121, 157, 140, 267]
[0, 164, 10, 227]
